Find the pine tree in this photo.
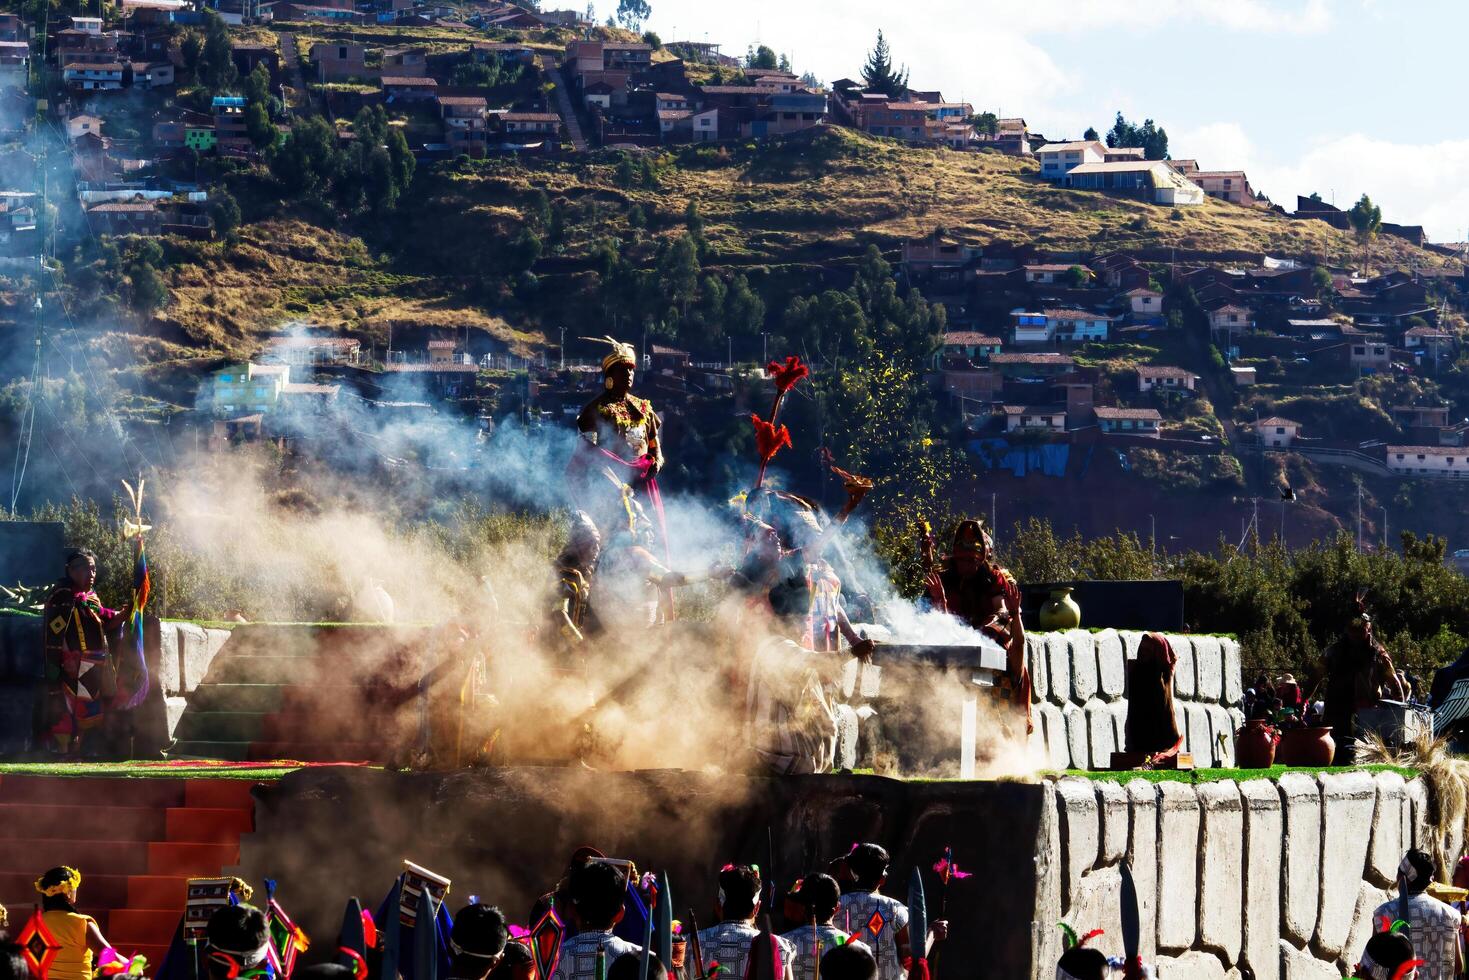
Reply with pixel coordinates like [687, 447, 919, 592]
[860, 31, 908, 98]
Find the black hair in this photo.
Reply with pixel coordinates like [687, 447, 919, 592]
[569, 861, 627, 931]
[451, 904, 509, 961]
[1056, 947, 1108, 980]
[608, 953, 665, 980]
[845, 845, 890, 890]
[1402, 848, 1436, 896]
[797, 874, 841, 923]
[1362, 931, 1416, 974]
[819, 943, 877, 980]
[717, 865, 762, 921]
[205, 904, 270, 980]
[37, 869, 78, 914]
[0, 943, 25, 980]
[487, 941, 531, 980]
[64, 549, 96, 569]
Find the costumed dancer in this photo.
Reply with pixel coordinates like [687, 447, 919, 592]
[778, 875, 848, 980]
[922, 519, 1031, 733]
[1123, 634, 1184, 768]
[835, 847, 945, 980]
[447, 904, 510, 980]
[1370, 850, 1461, 980]
[37, 550, 128, 756]
[690, 866, 793, 980]
[569, 338, 666, 541]
[1321, 593, 1405, 765]
[204, 904, 275, 980]
[549, 513, 604, 652]
[1053, 924, 1155, 979]
[1350, 930, 1423, 980]
[551, 862, 643, 980]
[33, 867, 112, 980]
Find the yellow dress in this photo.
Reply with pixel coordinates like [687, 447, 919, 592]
[42, 910, 95, 980]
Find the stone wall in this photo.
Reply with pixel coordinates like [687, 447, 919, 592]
[156, 620, 233, 739]
[1035, 772, 1431, 979]
[1026, 630, 1244, 771]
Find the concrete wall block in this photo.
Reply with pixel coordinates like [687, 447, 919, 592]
[1036, 702, 1070, 771]
[1085, 700, 1117, 770]
[1221, 638, 1244, 706]
[1047, 633, 1073, 705]
[1056, 777, 1101, 909]
[1157, 782, 1201, 953]
[1033, 781, 1063, 974]
[1027, 632, 1049, 702]
[157, 623, 182, 695]
[1095, 629, 1126, 701]
[1198, 781, 1244, 964]
[1280, 941, 1340, 980]
[1367, 771, 1407, 888]
[177, 622, 213, 691]
[1109, 701, 1128, 754]
[1406, 778, 1429, 850]
[1069, 629, 1099, 703]
[1158, 951, 1227, 980]
[1194, 635, 1223, 702]
[1170, 635, 1197, 699]
[1063, 865, 1125, 963]
[1064, 702, 1089, 771]
[1183, 702, 1213, 761]
[1314, 771, 1376, 957]
[1240, 779, 1283, 980]
[1279, 772, 1322, 946]
[165, 694, 188, 739]
[1127, 779, 1159, 963]
[1205, 704, 1235, 767]
[1339, 882, 1393, 976]
[1095, 779, 1128, 865]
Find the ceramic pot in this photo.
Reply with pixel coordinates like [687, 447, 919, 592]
[1276, 726, 1335, 767]
[1039, 587, 1082, 631]
[1236, 719, 1278, 769]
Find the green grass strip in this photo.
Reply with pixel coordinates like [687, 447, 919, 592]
[1049, 763, 1419, 785]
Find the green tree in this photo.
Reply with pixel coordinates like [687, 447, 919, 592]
[657, 233, 700, 316]
[641, 31, 661, 49]
[242, 63, 271, 104]
[860, 30, 908, 98]
[505, 226, 542, 274]
[723, 273, 765, 338]
[1083, 125, 1099, 141]
[199, 11, 237, 93]
[1063, 265, 1091, 289]
[1105, 111, 1168, 159]
[1348, 193, 1383, 270]
[615, 0, 650, 31]
[745, 44, 778, 70]
[244, 100, 274, 149]
[971, 112, 998, 137]
[209, 189, 241, 239]
[128, 261, 167, 317]
[180, 30, 203, 74]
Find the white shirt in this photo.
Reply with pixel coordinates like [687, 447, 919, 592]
[549, 929, 643, 980]
[837, 892, 910, 980]
[694, 921, 796, 980]
[1372, 893, 1461, 980]
[779, 924, 849, 980]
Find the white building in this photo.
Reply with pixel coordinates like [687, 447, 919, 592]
[1063, 161, 1206, 205]
[1126, 287, 1163, 316]
[1094, 406, 1162, 438]
[1387, 446, 1469, 479]
[1035, 140, 1105, 180]
[1002, 404, 1066, 432]
[1046, 309, 1111, 343]
[1137, 365, 1198, 393]
[1256, 417, 1300, 448]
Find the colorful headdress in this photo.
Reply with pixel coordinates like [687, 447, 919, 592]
[582, 336, 637, 374]
[1351, 589, 1373, 629]
[1054, 924, 1107, 980]
[952, 519, 991, 555]
[35, 867, 82, 897]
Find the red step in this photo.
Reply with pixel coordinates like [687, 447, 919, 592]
[184, 781, 258, 810]
[0, 777, 186, 807]
[0, 805, 164, 841]
[165, 808, 254, 843]
[0, 839, 150, 875]
[107, 908, 182, 947]
[0, 872, 130, 908]
[127, 875, 189, 909]
[146, 842, 240, 877]
[245, 741, 385, 763]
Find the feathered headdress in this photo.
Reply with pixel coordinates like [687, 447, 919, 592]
[581, 336, 637, 374]
[35, 868, 82, 897]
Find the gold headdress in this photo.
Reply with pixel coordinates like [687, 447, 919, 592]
[35, 867, 81, 896]
[581, 336, 637, 374]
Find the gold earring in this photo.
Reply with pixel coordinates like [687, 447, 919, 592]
[605, 377, 614, 390]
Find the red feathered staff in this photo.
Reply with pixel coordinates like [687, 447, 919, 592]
[751, 413, 792, 490]
[751, 356, 808, 489]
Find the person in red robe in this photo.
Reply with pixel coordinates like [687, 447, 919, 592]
[36, 550, 128, 757]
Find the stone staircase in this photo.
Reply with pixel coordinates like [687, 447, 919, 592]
[0, 776, 256, 968]
[170, 625, 435, 763]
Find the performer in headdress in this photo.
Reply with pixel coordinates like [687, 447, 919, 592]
[835, 846, 944, 980]
[691, 866, 793, 980]
[922, 520, 1031, 732]
[34, 867, 112, 980]
[548, 513, 603, 651]
[1123, 634, 1183, 766]
[36, 550, 129, 756]
[1322, 594, 1405, 765]
[1371, 849, 1461, 980]
[529, 844, 605, 933]
[778, 875, 848, 980]
[570, 338, 663, 531]
[594, 500, 730, 634]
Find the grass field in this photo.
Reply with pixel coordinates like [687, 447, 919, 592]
[0, 761, 328, 780]
[1054, 763, 1418, 785]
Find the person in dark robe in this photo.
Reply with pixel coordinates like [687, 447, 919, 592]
[36, 550, 128, 757]
[1322, 599, 1405, 765]
[528, 846, 605, 936]
[1124, 633, 1183, 764]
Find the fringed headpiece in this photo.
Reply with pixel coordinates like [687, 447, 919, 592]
[581, 336, 637, 374]
[35, 867, 81, 897]
[952, 519, 991, 555]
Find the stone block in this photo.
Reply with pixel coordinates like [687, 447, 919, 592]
[1063, 865, 1124, 962]
[1156, 782, 1200, 953]
[1197, 781, 1243, 964]
[1027, 632, 1049, 702]
[1206, 704, 1235, 767]
[1228, 707, 1246, 743]
[1367, 771, 1406, 888]
[1280, 941, 1340, 980]
[1095, 779, 1128, 864]
[1240, 779, 1283, 980]
[1222, 638, 1244, 706]
[1108, 701, 1128, 753]
[1064, 702, 1089, 771]
[1036, 702, 1070, 771]
[165, 694, 188, 739]
[1194, 635, 1223, 702]
[1170, 635, 1196, 699]
[1096, 629, 1126, 701]
[1183, 702, 1213, 761]
[176, 622, 212, 691]
[1157, 952, 1227, 980]
[1406, 778, 1428, 850]
[1315, 771, 1376, 957]
[1119, 630, 1144, 661]
[1126, 779, 1159, 963]
[157, 623, 183, 696]
[1279, 772, 1322, 946]
[1340, 882, 1393, 976]
[1033, 781, 1063, 973]
[1069, 629, 1099, 703]
[1085, 700, 1117, 770]
[1055, 777, 1100, 908]
[1047, 633, 1073, 705]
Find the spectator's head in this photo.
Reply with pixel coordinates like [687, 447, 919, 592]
[1055, 947, 1108, 980]
[569, 861, 628, 932]
[819, 941, 877, 980]
[34, 867, 82, 911]
[487, 941, 534, 980]
[608, 953, 666, 980]
[715, 865, 762, 922]
[1399, 849, 1436, 896]
[845, 845, 890, 892]
[204, 904, 271, 980]
[1356, 930, 1418, 980]
[449, 904, 509, 978]
[796, 874, 841, 924]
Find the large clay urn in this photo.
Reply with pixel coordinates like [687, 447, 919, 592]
[1276, 726, 1335, 767]
[1039, 587, 1082, 631]
[1236, 719, 1278, 769]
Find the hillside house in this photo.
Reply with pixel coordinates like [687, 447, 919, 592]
[0, 40, 27, 87]
[1103, 146, 1146, 163]
[212, 96, 248, 150]
[502, 112, 560, 136]
[64, 61, 125, 91]
[440, 95, 488, 155]
[210, 362, 290, 416]
[382, 47, 426, 76]
[472, 42, 536, 66]
[1012, 310, 1052, 345]
[1047, 309, 1112, 343]
[1349, 335, 1391, 373]
[1036, 140, 1105, 179]
[1192, 170, 1262, 206]
[942, 368, 1002, 405]
[902, 234, 980, 274]
[1405, 324, 1454, 358]
[1002, 404, 1067, 432]
[941, 331, 1003, 362]
[1094, 406, 1162, 438]
[1209, 304, 1254, 334]
[1125, 287, 1163, 317]
[1063, 161, 1206, 205]
[131, 60, 174, 88]
[382, 76, 436, 101]
[990, 352, 1075, 379]
[1394, 405, 1451, 431]
[264, 334, 362, 366]
[86, 200, 160, 235]
[231, 42, 280, 80]
[1136, 365, 1197, 393]
[66, 114, 103, 139]
[314, 43, 368, 82]
[1255, 417, 1301, 448]
[1386, 446, 1469, 479]
[0, 13, 27, 40]
[1023, 263, 1085, 285]
[1230, 366, 1256, 387]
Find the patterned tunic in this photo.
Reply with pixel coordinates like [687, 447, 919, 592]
[1373, 893, 1461, 980]
[39, 583, 124, 745]
[837, 892, 909, 980]
[549, 930, 643, 980]
[778, 925, 849, 980]
[693, 922, 794, 980]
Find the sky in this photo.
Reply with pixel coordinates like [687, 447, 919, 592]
[633, 0, 1469, 243]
